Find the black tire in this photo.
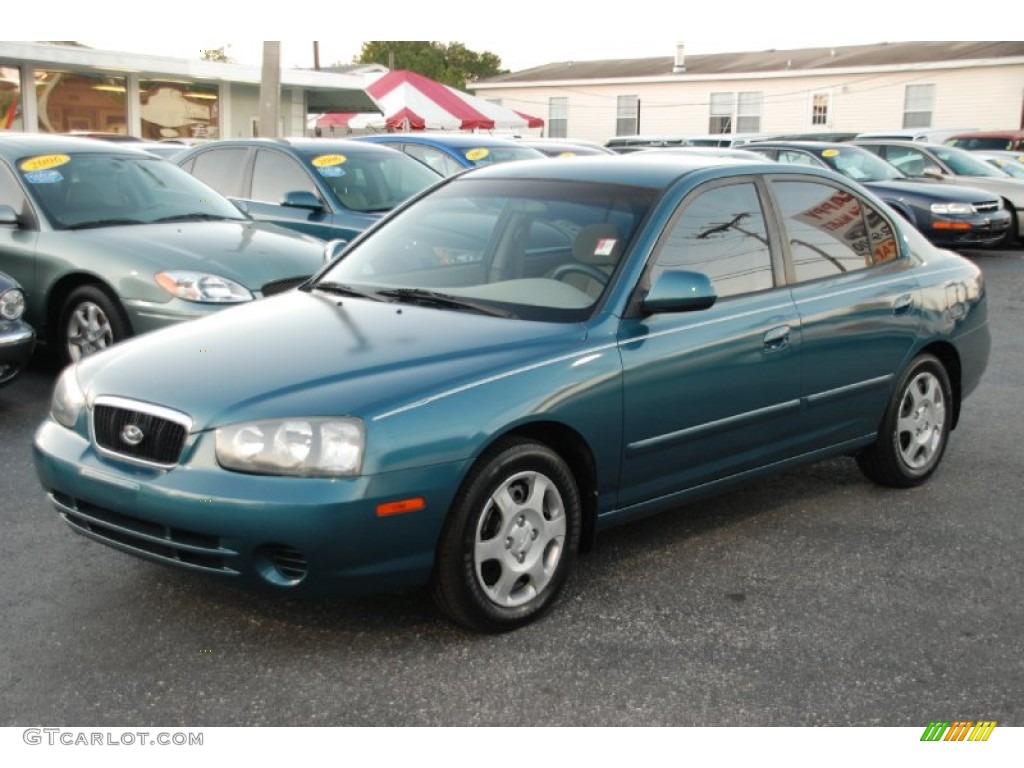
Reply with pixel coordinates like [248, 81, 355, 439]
[1001, 211, 1020, 249]
[856, 353, 953, 488]
[432, 437, 581, 632]
[59, 285, 132, 365]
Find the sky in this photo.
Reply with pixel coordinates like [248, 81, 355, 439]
[43, 1, 1013, 74]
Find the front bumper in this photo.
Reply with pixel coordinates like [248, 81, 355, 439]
[0, 319, 36, 386]
[926, 208, 1012, 248]
[33, 417, 469, 597]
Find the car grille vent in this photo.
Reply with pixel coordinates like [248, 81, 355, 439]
[973, 201, 1001, 213]
[93, 398, 190, 467]
[271, 546, 309, 582]
[51, 491, 236, 575]
[261, 275, 309, 297]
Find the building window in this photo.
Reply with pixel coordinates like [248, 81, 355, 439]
[549, 96, 567, 138]
[35, 70, 128, 134]
[140, 80, 219, 140]
[616, 95, 639, 136]
[709, 92, 733, 133]
[903, 84, 935, 129]
[736, 92, 762, 133]
[1, 66, 23, 132]
[811, 93, 829, 126]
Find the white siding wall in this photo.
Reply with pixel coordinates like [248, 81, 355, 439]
[475, 63, 1024, 144]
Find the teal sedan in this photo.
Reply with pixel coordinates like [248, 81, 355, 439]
[0, 134, 329, 363]
[34, 155, 990, 632]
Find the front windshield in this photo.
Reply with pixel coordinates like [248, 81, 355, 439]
[820, 147, 902, 182]
[18, 151, 246, 229]
[461, 145, 545, 167]
[300, 149, 441, 213]
[932, 146, 1010, 178]
[317, 177, 656, 322]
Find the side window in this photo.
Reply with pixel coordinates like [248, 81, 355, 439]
[772, 180, 896, 281]
[189, 148, 248, 198]
[651, 181, 774, 298]
[403, 144, 463, 176]
[776, 150, 819, 167]
[251, 150, 316, 203]
[878, 145, 928, 177]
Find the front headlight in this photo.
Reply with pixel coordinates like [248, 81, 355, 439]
[931, 202, 975, 215]
[216, 418, 364, 477]
[0, 287, 26, 320]
[51, 366, 86, 429]
[155, 271, 253, 303]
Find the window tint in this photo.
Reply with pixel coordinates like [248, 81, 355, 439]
[772, 180, 896, 281]
[652, 181, 774, 298]
[251, 150, 316, 203]
[189, 148, 248, 197]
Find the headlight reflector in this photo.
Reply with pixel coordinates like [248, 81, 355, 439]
[0, 287, 25, 320]
[931, 202, 974, 215]
[216, 418, 364, 476]
[51, 366, 86, 429]
[155, 271, 252, 303]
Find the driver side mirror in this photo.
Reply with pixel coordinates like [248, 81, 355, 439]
[642, 270, 717, 314]
[281, 190, 325, 211]
[0, 204, 19, 227]
[922, 165, 946, 180]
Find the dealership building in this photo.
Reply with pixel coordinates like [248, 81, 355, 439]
[470, 41, 1024, 144]
[0, 41, 380, 140]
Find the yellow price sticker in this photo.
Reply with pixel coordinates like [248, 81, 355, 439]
[312, 154, 346, 167]
[821, 149, 840, 158]
[20, 154, 71, 172]
[465, 148, 490, 162]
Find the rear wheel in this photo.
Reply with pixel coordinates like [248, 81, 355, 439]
[59, 285, 131, 364]
[432, 437, 581, 632]
[857, 353, 952, 488]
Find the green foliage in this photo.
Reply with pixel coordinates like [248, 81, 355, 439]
[355, 41, 507, 90]
[200, 46, 233, 64]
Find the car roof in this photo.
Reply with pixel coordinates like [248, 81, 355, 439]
[453, 153, 789, 189]
[946, 129, 1024, 140]
[0, 133, 159, 160]
[176, 137, 408, 154]
[357, 133, 538, 148]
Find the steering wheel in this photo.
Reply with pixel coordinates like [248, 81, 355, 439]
[547, 263, 610, 286]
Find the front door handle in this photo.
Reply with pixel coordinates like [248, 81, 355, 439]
[893, 293, 914, 315]
[763, 325, 791, 352]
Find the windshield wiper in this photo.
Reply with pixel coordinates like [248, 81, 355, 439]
[376, 288, 515, 318]
[150, 213, 240, 223]
[302, 281, 386, 301]
[66, 218, 145, 230]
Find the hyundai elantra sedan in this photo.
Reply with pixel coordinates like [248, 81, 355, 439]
[34, 154, 990, 632]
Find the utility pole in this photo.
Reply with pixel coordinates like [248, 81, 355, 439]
[258, 41, 281, 137]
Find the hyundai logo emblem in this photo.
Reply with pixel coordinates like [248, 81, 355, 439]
[120, 424, 145, 446]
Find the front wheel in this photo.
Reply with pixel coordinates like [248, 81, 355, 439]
[59, 285, 131, 365]
[857, 353, 952, 488]
[432, 437, 581, 632]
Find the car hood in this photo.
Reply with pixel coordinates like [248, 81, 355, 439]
[68, 220, 325, 288]
[939, 176, 1024, 206]
[866, 179, 1004, 204]
[74, 290, 589, 430]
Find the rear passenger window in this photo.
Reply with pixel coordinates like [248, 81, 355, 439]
[651, 181, 775, 298]
[771, 180, 898, 281]
[188, 148, 248, 198]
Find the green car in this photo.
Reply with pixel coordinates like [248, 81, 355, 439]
[34, 154, 990, 632]
[0, 134, 329, 363]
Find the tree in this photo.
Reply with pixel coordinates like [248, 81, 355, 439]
[355, 41, 507, 90]
[200, 45, 233, 63]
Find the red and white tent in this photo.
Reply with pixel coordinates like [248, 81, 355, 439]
[315, 69, 543, 133]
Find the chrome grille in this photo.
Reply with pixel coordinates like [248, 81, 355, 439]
[92, 396, 191, 467]
[261, 275, 309, 297]
[973, 201, 1001, 213]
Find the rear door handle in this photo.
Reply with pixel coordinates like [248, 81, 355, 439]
[893, 293, 914, 315]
